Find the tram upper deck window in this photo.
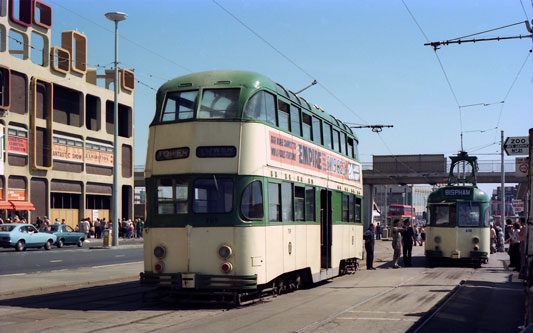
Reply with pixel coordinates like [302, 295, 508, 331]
[244, 90, 276, 125]
[241, 180, 263, 220]
[290, 105, 301, 136]
[432, 204, 456, 226]
[312, 117, 322, 145]
[199, 89, 239, 119]
[457, 202, 481, 226]
[332, 129, 340, 152]
[278, 100, 290, 131]
[302, 113, 312, 140]
[347, 137, 354, 158]
[192, 178, 233, 213]
[323, 122, 332, 149]
[340, 133, 346, 155]
[162, 90, 198, 122]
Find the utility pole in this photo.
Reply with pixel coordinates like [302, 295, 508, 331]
[501, 130, 505, 228]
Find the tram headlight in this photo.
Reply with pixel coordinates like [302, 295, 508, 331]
[218, 245, 233, 259]
[434, 236, 441, 244]
[154, 261, 165, 273]
[154, 245, 166, 259]
[472, 237, 480, 244]
[221, 262, 233, 273]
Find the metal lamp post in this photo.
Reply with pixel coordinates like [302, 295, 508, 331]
[105, 11, 128, 246]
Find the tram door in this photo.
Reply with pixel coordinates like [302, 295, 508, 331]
[320, 190, 332, 269]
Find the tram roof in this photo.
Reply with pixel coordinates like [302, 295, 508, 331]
[158, 70, 357, 139]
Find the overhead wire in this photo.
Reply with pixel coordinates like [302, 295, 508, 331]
[520, 0, 530, 21]
[211, 0, 369, 125]
[400, 0, 464, 144]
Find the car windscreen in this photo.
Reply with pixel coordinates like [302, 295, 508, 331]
[0, 226, 15, 232]
[49, 225, 60, 232]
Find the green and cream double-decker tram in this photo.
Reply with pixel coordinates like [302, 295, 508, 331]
[140, 70, 364, 301]
[425, 152, 490, 267]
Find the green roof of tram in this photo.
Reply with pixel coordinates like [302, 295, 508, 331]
[427, 185, 490, 203]
[156, 70, 357, 140]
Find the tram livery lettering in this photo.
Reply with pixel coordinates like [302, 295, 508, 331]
[443, 188, 472, 198]
[269, 131, 360, 182]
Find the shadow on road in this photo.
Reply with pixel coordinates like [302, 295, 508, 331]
[0, 281, 235, 311]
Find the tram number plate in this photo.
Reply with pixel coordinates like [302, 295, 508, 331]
[465, 229, 472, 232]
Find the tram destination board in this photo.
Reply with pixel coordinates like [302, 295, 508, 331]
[504, 136, 529, 156]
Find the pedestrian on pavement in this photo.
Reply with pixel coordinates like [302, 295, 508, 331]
[419, 225, 426, 246]
[375, 222, 381, 240]
[364, 223, 376, 270]
[94, 219, 101, 239]
[519, 217, 526, 278]
[391, 219, 402, 268]
[401, 219, 416, 267]
[506, 222, 520, 271]
[490, 223, 497, 254]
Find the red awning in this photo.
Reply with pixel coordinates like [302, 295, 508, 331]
[0, 201, 13, 210]
[9, 200, 35, 211]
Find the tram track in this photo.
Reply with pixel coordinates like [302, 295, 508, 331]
[295, 273, 423, 332]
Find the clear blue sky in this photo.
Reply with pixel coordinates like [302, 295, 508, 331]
[48, 0, 532, 194]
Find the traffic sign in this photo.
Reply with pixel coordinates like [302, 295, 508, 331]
[504, 136, 529, 155]
[516, 157, 529, 177]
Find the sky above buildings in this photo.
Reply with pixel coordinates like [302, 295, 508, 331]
[47, 0, 532, 194]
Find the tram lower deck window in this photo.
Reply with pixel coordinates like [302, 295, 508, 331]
[192, 178, 233, 213]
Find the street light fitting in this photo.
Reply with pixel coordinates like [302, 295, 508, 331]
[105, 12, 128, 22]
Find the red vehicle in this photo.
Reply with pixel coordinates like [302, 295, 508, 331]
[388, 204, 416, 225]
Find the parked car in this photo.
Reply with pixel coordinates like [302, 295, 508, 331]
[0, 224, 57, 251]
[46, 224, 85, 248]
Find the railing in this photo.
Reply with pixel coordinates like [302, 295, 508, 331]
[362, 160, 518, 173]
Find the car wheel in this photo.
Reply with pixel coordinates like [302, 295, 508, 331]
[57, 239, 64, 248]
[44, 240, 53, 250]
[77, 239, 84, 247]
[15, 240, 25, 252]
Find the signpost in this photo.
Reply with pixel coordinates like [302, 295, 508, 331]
[513, 199, 524, 214]
[504, 136, 529, 155]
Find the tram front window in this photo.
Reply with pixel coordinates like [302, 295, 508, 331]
[431, 204, 456, 226]
[157, 178, 188, 215]
[162, 90, 198, 121]
[192, 178, 233, 213]
[457, 202, 481, 226]
[199, 89, 239, 119]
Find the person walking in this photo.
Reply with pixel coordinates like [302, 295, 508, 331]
[391, 219, 402, 268]
[375, 222, 381, 240]
[364, 223, 376, 270]
[507, 222, 521, 271]
[401, 219, 416, 267]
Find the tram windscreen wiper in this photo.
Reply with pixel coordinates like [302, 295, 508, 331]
[213, 174, 219, 192]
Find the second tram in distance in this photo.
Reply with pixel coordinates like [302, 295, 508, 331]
[141, 70, 364, 301]
[425, 152, 490, 267]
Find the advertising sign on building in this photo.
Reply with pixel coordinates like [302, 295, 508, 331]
[516, 157, 529, 178]
[52, 136, 84, 163]
[512, 199, 524, 214]
[7, 134, 28, 154]
[8, 190, 26, 200]
[85, 141, 114, 167]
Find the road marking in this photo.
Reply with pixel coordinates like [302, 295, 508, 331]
[115, 255, 126, 258]
[50, 260, 63, 263]
[338, 317, 418, 322]
[0, 273, 26, 277]
[91, 261, 142, 269]
[347, 310, 404, 314]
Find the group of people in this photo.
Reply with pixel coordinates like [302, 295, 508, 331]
[490, 217, 526, 276]
[364, 219, 426, 270]
[78, 217, 145, 240]
[0, 215, 28, 224]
